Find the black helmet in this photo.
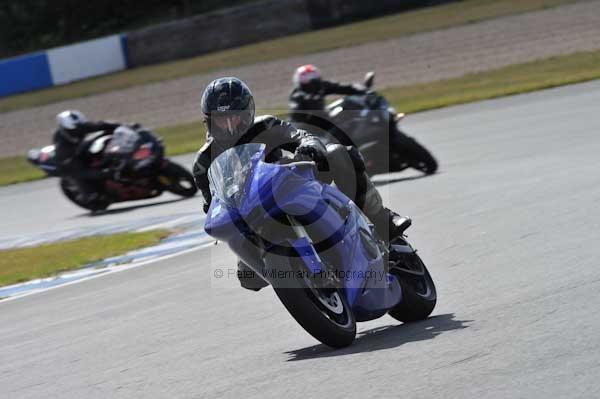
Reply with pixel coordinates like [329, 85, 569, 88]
[201, 77, 255, 146]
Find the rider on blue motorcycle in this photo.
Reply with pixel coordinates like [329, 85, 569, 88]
[193, 77, 410, 290]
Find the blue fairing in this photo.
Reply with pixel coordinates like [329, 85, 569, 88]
[204, 145, 402, 321]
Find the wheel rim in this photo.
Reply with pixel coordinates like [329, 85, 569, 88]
[309, 288, 352, 328]
[316, 291, 344, 315]
[391, 255, 435, 299]
[176, 179, 194, 191]
[301, 274, 352, 328]
[414, 161, 430, 173]
[288, 257, 354, 329]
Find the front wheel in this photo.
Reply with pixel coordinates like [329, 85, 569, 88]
[60, 178, 110, 212]
[158, 161, 197, 197]
[388, 252, 437, 322]
[274, 264, 356, 348]
[394, 128, 438, 175]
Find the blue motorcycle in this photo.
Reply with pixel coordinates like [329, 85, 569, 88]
[205, 143, 436, 348]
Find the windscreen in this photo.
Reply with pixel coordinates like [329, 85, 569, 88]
[208, 143, 265, 209]
[106, 129, 141, 154]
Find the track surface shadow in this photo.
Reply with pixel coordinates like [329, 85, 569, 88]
[80, 197, 194, 217]
[284, 313, 470, 361]
[373, 172, 438, 187]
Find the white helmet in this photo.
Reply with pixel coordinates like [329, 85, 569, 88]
[56, 110, 87, 130]
[292, 64, 322, 88]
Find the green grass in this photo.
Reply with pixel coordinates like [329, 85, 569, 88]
[381, 50, 600, 114]
[3, 49, 600, 187]
[0, 0, 581, 113]
[0, 230, 170, 287]
[0, 156, 46, 186]
[157, 121, 206, 156]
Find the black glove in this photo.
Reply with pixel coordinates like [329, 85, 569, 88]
[203, 201, 210, 214]
[294, 145, 326, 169]
[365, 90, 379, 106]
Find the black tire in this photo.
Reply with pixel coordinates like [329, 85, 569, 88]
[60, 178, 110, 212]
[159, 161, 198, 197]
[388, 253, 437, 322]
[274, 266, 356, 348]
[395, 128, 438, 175]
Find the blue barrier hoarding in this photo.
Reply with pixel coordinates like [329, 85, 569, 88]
[0, 53, 53, 97]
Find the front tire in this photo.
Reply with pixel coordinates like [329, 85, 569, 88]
[388, 253, 437, 322]
[274, 262, 356, 348]
[394, 128, 438, 174]
[158, 161, 197, 197]
[275, 287, 356, 348]
[60, 178, 110, 212]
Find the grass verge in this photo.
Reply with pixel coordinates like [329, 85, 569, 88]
[0, 156, 46, 186]
[157, 121, 206, 156]
[2, 49, 600, 187]
[0, 230, 170, 287]
[0, 0, 580, 113]
[382, 50, 600, 113]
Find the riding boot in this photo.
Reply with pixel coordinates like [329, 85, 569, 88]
[324, 143, 411, 243]
[355, 171, 411, 243]
[237, 260, 269, 291]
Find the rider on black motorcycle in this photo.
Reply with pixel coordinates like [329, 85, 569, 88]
[53, 110, 121, 204]
[289, 64, 367, 134]
[193, 77, 411, 290]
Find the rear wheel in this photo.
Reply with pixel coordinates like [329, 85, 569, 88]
[60, 178, 110, 212]
[158, 161, 197, 197]
[274, 260, 356, 348]
[388, 252, 437, 322]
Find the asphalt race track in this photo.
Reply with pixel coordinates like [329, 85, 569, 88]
[2, 81, 600, 398]
[0, 153, 200, 249]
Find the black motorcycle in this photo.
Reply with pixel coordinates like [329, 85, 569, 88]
[292, 72, 438, 176]
[27, 127, 197, 211]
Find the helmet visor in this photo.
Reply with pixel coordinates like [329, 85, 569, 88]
[212, 114, 243, 135]
[208, 108, 254, 146]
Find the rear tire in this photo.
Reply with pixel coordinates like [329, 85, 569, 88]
[388, 253, 437, 322]
[159, 161, 197, 197]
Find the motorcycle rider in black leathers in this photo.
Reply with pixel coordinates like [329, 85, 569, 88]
[53, 110, 121, 204]
[289, 64, 367, 144]
[193, 77, 411, 291]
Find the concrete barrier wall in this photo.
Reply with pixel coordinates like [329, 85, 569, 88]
[125, 0, 311, 67]
[305, 0, 446, 28]
[0, 0, 453, 96]
[125, 0, 452, 67]
[0, 35, 128, 97]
